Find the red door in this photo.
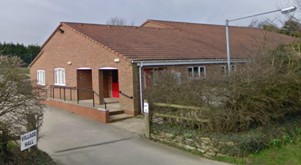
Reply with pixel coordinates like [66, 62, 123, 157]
[111, 70, 119, 98]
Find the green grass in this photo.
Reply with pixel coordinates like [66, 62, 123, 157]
[248, 137, 301, 165]
[217, 135, 301, 165]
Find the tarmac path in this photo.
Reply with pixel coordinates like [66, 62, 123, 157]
[39, 106, 229, 165]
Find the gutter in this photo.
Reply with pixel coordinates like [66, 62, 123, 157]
[133, 59, 246, 67]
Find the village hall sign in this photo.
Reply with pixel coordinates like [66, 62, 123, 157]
[20, 129, 37, 151]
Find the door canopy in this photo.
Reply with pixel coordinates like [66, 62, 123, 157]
[99, 67, 117, 70]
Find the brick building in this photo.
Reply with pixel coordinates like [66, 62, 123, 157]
[29, 20, 295, 122]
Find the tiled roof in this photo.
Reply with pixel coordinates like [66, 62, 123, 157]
[63, 20, 296, 61]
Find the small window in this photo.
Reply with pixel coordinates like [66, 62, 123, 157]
[37, 70, 45, 85]
[188, 66, 206, 78]
[174, 72, 181, 84]
[54, 68, 65, 86]
[221, 65, 236, 74]
[143, 68, 164, 88]
[152, 68, 163, 84]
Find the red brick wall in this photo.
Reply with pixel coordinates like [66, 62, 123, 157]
[30, 25, 137, 114]
[42, 99, 109, 123]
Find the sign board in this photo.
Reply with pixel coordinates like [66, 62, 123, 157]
[20, 130, 37, 151]
[144, 102, 149, 114]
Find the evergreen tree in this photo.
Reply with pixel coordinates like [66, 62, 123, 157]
[0, 42, 40, 66]
[280, 18, 301, 38]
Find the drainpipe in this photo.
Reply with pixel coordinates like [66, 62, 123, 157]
[139, 62, 144, 113]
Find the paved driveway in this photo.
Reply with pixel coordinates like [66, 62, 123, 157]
[39, 106, 229, 165]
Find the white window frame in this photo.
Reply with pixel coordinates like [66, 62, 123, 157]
[187, 66, 206, 78]
[54, 68, 66, 86]
[37, 70, 45, 86]
[174, 72, 182, 84]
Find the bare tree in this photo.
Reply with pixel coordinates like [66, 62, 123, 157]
[106, 17, 135, 26]
[0, 56, 44, 163]
[248, 18, 282, 33]
[293, 0, 301, 23]
[106, 17, 127, 26]
[249, 19, 268, 28]
[294, 0, 301, 11]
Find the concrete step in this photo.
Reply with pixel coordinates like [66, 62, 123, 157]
[109, 110, 124, 116]
[110, 114, 132, 122]
[104, 98, 119, 103]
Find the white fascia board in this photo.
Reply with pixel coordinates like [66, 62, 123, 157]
[133, 59, 247, 67]
[99, 67, 118, 70]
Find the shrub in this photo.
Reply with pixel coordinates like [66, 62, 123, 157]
[0, 56, 45, 164]
[146, 42, 301, 133]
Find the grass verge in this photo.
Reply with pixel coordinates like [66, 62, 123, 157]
[248, 136, 301, 165]
[216, 134, 301, 165]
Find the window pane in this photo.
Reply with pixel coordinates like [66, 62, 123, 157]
[37, 71, 40, 84]
[62, 70, 65, 85]
[221, 66, 226, 74]
[231, 65, 236, 71]
[200, 67, 205, 77]
[42, 71, 45, 85]
[54, 69, 57, 84]
[193, 67, 198, 77]
[175, 72, 181, 84]
[56, 70, 58, 84]
[188, 67, 193, 77]
[59, 70, 62, 84]
[40, 71, 43, 84]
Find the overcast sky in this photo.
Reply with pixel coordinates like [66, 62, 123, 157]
[0, 0, 299, 45]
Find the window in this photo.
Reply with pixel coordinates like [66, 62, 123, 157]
[174, 72, 181, 84]
[143, 68, 164, 88]
[37, 70, 45, 85]
[54, 68, 65, 86]
[188, 66, 206, 78]
[221, 65, 236, 74]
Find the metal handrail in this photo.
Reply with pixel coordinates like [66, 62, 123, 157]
[119, 91, 133, 99]
[35, 87, 48, 99]
[49, 85, 107, 109]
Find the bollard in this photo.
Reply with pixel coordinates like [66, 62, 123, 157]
[144, 100, 150, 138]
